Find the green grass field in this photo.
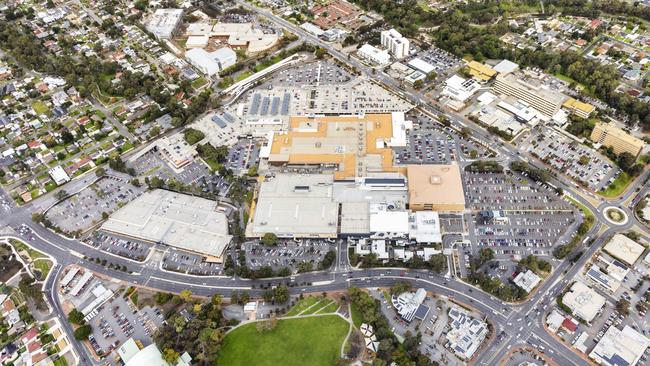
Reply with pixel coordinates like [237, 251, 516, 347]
[599, 172, 632, 198]
[217, 315, 348, 366]
[350, 303, 363, 328]
[32, 101, 50, 115]
[10, 239, 47, 260]
[285, 296, 319, 316]
[33, 259, 53, 279]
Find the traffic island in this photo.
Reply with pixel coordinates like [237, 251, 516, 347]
[603, 206, 628, 225]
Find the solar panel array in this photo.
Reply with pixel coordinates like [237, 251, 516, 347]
[211, 115, 226, 128]
[260, 97, 270, 115]
[270, 97, 280, 115]
[224, 113, 236, 123]
[249, 93, 261, 115]
[281, 93, 290, 115]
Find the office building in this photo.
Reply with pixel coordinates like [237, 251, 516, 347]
[602, 234, 645, 266]
[563, 97, 595, 119]
[380, 29, 409, 59]
[446, 307, 488, 360]
[562, 281, 606, 323]
[392, 288, 430, 322]
[493, 73, 566, 116]
[185, 47, 236, 76]
[358, 44, 390, 66]
[101, 190, 232, 262]
[186, 22, 279, 53]
[146, 8, 183, 39]
[513, 270, 541, 293]
[590, 122, 645, 158]
[442, 75, 481, 102]
[407, 164, 466, 212]
[589, 325, 650, 366]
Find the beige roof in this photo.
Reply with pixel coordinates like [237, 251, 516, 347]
[101, 190, 231, 261]
[603, 234, 645, 266]
[407, 164, 465, 208]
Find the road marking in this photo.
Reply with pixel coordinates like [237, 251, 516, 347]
[149, 276, 251, 290]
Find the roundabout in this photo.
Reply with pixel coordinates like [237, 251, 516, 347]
[602, 206, 629, 225]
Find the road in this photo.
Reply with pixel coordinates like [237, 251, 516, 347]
[2, 2, 650, 365]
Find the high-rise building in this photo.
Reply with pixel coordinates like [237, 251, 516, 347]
[590, 122, 645, 158]
[380, 29, 410, 59]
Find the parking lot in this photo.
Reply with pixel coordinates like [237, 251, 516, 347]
[265, 60, 353, 86]
[226, 138, 260, 173]
[45, 175, 146, 234]
[87, 295, 163, 359]
[130, 150, 211, 186]
[86, 232, 152, 262]
[161, 247, 224, 276]
[243, 240, 334, 272]
[519, 126, 619, 190]
[406, 47, 462, 78]
[463, 171, 576, 264]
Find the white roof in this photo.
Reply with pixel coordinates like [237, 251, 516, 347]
[513, 270, 541, 293]
[48, 165, 70, 185]
[563, 281, 606, 323]
[118, 339, 141, 364]
[603, 234, 645, 266]
[101, 190, 232, 260]
[590, 325, 650, 366]
[369, 204, 409, 234]
[300, 22, 324, 36]
[410, 211, 442, 243]
[185, 48, 220, 75]
[493, 59, 519, 74]
[251, 174, 338, 238]
[408, 58, 435, 74]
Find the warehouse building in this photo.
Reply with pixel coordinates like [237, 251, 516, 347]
[101, 190, 232, 262]
[407, 164, 465, 212]
[590, 122, 646, 158]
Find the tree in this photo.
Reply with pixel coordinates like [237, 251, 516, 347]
[183, 128, 205, 145]
[73, 325, 92, 340]
[314, 47, 327, 59]
[179, 289, 192, 302]
[67, 309, 85, 325]
[95, 167, 106, 177]
[412, 79, 424, 89]
[428, 254, 447, 273]
[273, 285, 289, 303]
[55, 190, 68, 200]
[101, 212, 109, 220]
[390, 281, 412, 296]
[478, 248, 495, 265]
[162, 348, 180, 364]
[616, 299, 630, 316]
[261, 233, 278, 246]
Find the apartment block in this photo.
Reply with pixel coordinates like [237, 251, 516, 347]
[380, 29, 410, 59]
[590, 122, 645, 158]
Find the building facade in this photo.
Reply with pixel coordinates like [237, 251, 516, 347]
[590, 122, 645, 158]
[380, 29, 409, 59]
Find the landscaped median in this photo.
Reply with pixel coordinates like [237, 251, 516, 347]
[217, 315, 349, 366]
